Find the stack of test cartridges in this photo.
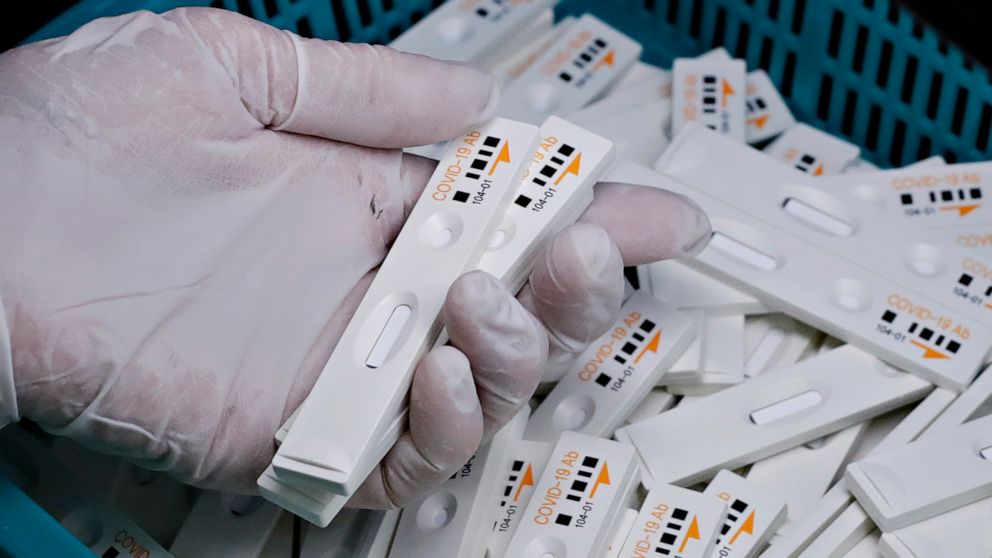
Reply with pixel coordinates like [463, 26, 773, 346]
[5, 2, 992, 557]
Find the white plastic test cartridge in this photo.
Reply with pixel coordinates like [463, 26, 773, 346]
[388, 0, 555, 67]
[843, 158, 881, 174]
[671, 57, 747, 141]
[504, 432, 640, 558]
[654, 125, 992, 390]
[623, 387, 678, 426]
[487, 440, 553, 558]
[879, 496, 992, 558]
[605, 507, 638, 558]
[817, 160, 992, 227]
[390, 409, 527, 558]
[704, 470, 788, 558]
[620, 484, 727, 558]
[0, 426, 173, 558]
[524, 291, 698, 442]
[498, 14, 642, 124]
[845, 412, 992, 531]
[493, 17, 576, 84]
[745, 424, 864, 532]
[300, 508, 399, 558]
[744, 70, 796, 144]
[765, 123, 860, 176]
[758, 388, 956, 558]
[267, 119, 538, 520]
[566, 63, 671, 124]
[664, 313, 745, 395]
[636, 260, 768, 316]
[616, 345, 932, 487]
[923, 365, 992, 435]
[169, 493, 281, 558]
[570, 98, 672, 167]
[798, 502, 875, 558]
[743, 314, 823, 377]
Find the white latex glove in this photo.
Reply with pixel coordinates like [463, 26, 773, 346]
[0, 8, 710, 508]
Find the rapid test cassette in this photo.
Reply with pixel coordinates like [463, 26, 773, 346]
[671, 57, 747, 141]
[616, 345, 932, 487]
[744, 70, 796, 144]
[654, 125, 992, 390]
[488, 440, 553, 558]
[664, 313, 745, 396]
[497, 14, 642, 124]
[168, 493, 281, 558]
[619, 484, 727, 558]
[504, 432, 640, 558]
[389, 409, 527, 558]
[765, 123, 860, 176]
[570, 98, 672, 167]
[845, 412, 992, 531]
[0, 426, 173, 558]
[266, 119, 538, 521]
[634, 259, 767, 316]
[704, 470, 788, 558]
[743, 314, 823, 378]
[300, 508, 400, 558]
[566, 63, 671, 125]
[817, 160, 992, 228]
[604, 508, 638, 558]
[493, 16, 575, 84]
[388, 0, 556, 68]
[524, 291, 697, 442]
[878, 496, 992, 558]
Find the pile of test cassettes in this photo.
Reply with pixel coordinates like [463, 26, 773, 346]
[4, 1, 992, 557]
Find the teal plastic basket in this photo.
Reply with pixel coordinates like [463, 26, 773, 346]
[23, 0, 992, 167]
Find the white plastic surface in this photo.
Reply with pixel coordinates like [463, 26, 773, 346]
[571, 98, 672, 166]
[616, 346, 932, 487]
[267, 119, 539, 523]
[704, 470, 788, 558]
[566, 63, 671, 124]
[169, 493, 281, 558]
[623, 387, 678, 426]
[498, 14, 642, 123]
[604, 507, 638, 558]
[389, 408, 528, 558]
[635, 260, 768, 315]
[0, 294, 15, 429]
[389, 0, 556, 67]
[493, 17, 575, 84]
[664, 314, 745, 395]
[487, 440, 553, 558]
[525, 291, 698, 441]
[878, 496, 992, 558]
[504, 432, 641, 558]
[765, 123, 860, 176]
[797, 502, 874, 558]
[924, 365, 992, 435]
[745, 69, 796, 144]
[300, 508, 398, 558]
[620, 484, 727, 558]
[654, 126, 992, 390]
[743, 314, 822, 378]
[671, 58, 747, 141]
[845, 412, 992, 531]
[843, 531, 883, 558]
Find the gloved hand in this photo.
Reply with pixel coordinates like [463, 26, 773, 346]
[0, 8, 709, 508]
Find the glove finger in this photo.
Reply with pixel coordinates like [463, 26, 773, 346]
[348, 346, 483, 508]
[176, 8, 499, 148]
[579, 182, 711, 266]
[445, 271, 548, 441]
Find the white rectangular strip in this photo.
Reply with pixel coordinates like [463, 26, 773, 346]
[524, 291, 698, 442]
[672, 57, 747, 141]
[169, 493, 281, 558]
[388, 0, 555, 68]
[616, 345, 932, 487]
[504, 432, 640, 558]
[497, 14, 642, 124]
[389, 408, 527, 558]
[704, 470, 788, 558]
[487, 440, 553, 558]
[653, 127, 992, 390]
[845, 412, 992, 531]
[620, 484, 727, 558]
[0, 426, 173, 558]
[765, 123, 860, 176]
[745, 70, 796, 144]
[266, 119, 538, 522]
[879, 496, 992, 558]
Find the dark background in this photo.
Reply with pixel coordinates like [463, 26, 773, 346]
[2, 1, 990, 67]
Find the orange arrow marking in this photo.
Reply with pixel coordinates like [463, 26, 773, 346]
[589, 462, 611, 498]
[602, 50, 616, 66]
[813, 164, 825, 176]
[747, 114, 770, 129]
[985, 303, 992, 310]
[939, 204, 981, 217]
[678, 516, 701, 553]
[729, 510, 756, 545]
[634, 330, 663, 364]
[910, 340, 950, 360]
[721, 79, 736, 108]
[489, 142, 511, 176]
[554, 152, 582, 186]
[513, 464, 534, 502]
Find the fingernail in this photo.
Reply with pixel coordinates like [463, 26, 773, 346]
[679, 199, 712, 256]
